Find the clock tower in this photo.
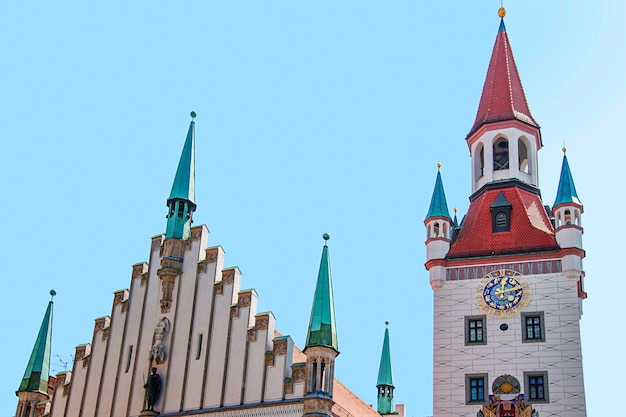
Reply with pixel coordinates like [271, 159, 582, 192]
[425, 8, 587, 417]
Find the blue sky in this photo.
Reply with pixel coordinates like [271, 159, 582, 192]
[2, 2, 624, 416]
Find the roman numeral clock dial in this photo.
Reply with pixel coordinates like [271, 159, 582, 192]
[474, 269, 531, 318]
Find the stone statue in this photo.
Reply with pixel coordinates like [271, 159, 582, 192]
[150, 317, 170, 364]
[144, 367, 161, 411]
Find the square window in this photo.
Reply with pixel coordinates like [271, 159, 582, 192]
[465, 373, 488, 404]
[524, 371, 549, 403]
[522, 312, 545, 343]
[465, 315, 487, 345]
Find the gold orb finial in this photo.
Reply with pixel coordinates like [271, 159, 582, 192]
[562, 147, 567, 153]
[437, 162, 441, 169]
[498, 7, 507, 18]
[454, 207, 458, 213]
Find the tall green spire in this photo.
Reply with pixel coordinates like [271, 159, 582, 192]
[553, 150, 581, 208]
[377, 322, 395, 415]
[165, 112, 197, 239]
[305, 233, 338, 352]
[425, 166, 451, 220]
[18, 291, 55, 394]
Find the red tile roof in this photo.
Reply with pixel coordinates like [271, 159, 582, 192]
[467, 21, 538, 138]
[447, 186, 558, 259]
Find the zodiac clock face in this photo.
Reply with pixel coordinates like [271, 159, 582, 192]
[475, 269, 531, 318]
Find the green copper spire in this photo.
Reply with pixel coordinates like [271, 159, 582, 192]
[18, 290, 55, 394]
[377, 322, 395, 414]
[165, 112, 197, 239]
[553, 150, 581, 208]
[305, 233, 338, 352]
[425, 165, 451, 220]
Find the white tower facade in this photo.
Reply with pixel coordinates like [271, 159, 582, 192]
[426, 13, 587, 417]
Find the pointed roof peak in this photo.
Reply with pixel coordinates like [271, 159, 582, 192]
[18, 293, 54, 395]
[377, 322, 394, 387]
[554, 152, 581, 208]
[425, 167, 451, 220]
[467, 16, 539, 139]
[168, 112, 196, 204]
[305, 234, 338, 353]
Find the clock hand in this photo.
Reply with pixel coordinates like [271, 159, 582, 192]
[495, 285, 522, 295]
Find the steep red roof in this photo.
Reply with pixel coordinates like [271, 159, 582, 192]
[467, 20, 538, 138]
[448, 186, 558, 259]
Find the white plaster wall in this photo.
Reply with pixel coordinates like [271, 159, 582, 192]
[64, 346, 90, 416]
[128, 244, 167, 415]
[243, 312, 275, 404]
[111, 268, 147, 417]
[95, 293, 127, 417]
[433, 271, 586, 417]
[203, 275, 240, 408]
[223, 302, 252, 406]
[183, 248, 223, 409]
[163, 237, 205, 413]
[80, 321, 109, 417]
[49, 373, 70, 417]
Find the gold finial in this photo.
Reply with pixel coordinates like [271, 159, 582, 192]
[498, 7, 507, 18]
[562, 147, 567, 153]
[454, 207, 458, 213]
[437, 162, 441, 169]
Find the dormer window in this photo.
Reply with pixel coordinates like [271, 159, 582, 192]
[493, 138, 509, 170]
[491, 192, 512, 232]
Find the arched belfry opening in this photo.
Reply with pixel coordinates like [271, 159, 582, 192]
[493, 137, 509, 170]
[474, 143, 485, 179]
[518, 137, 529, 173]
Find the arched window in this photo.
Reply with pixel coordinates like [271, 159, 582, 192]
[564, 210, 572, 225]
[518, 138, 529, 173]
[474, 143, 485, 178]
[434, 222, 440, 237]
[493, 138, 509, 170]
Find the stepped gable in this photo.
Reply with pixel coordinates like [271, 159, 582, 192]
[447, 186, 558, 259]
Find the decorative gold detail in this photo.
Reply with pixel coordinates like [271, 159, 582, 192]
[292, 367, 306, 382]
[55, 373, 67, 388]
[274, 339, 288, 356]
[475, 269, 531, 318]
[238, 291, 252, 308]
[498, 6, 506, 18]
[265, 351, 275, 367]
[75, 345, 89, 361]
[191, 226, 203, 241]
[303, 396, 334, 415]
[151, 235, 163, 251]
[214, 281, 224, 296]
[160, 277, 175, 314]
[255, 314, 269, 331]
[284, 378, 293, 395]
[132, 263, 149, 279]
[205, 247, 219, 264]
[222, 269, 235, 284]
[113, 290, 128, 306]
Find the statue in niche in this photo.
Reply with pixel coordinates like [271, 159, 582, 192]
[150, 317, 170, 364]
[143, 367, 162, 411]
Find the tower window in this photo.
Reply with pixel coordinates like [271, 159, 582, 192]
[465, 373, 488, 404]
[518, 138, 529, 173]
[524, 371, 549, 403]
[522, 312, 545, 342]
[491, 192, 512, 233]
[465, 315, 486, 345]
[493, 138, 509, 170]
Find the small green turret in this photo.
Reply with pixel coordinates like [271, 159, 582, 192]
[377, 322, 396, 415]
[165, 112, 197, 239]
